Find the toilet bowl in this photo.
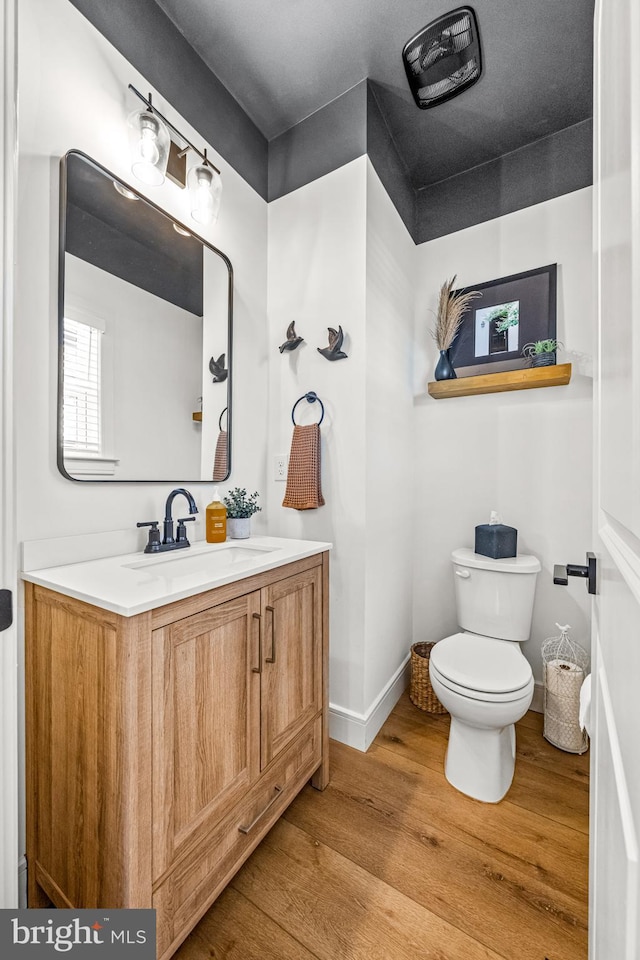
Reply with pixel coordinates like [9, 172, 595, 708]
[430, 632, 534, 802]
[428, 548, 540, 803]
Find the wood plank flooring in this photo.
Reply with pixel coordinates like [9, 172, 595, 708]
[175, 695, 589, 960]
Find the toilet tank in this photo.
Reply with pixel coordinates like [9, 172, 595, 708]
[452, 548, 541, 642]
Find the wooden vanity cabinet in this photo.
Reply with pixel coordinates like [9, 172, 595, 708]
[260, 565, 323, 767]
[152, 591, 262, 879]
[25, 552, 329, 960]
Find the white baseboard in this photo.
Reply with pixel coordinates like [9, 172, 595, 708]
[531, 681, 544, 714]
[18, 856, 26, 908]
[329, 654, 411, 752]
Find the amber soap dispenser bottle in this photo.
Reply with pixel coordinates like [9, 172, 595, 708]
[206, 487, 227, 543]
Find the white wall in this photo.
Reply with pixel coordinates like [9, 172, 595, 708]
[65, 254, 202, 480]
[267, 157, 416, 745]
[267, 156, 368, 717]
[364, 162, 415, 709]
[16, 0, 268, 547]
[413, 188, 594, 684]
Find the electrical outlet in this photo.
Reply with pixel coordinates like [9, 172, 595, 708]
[274, 455, 288, 481]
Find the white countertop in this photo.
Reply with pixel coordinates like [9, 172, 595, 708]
[22, 536, 332, 617]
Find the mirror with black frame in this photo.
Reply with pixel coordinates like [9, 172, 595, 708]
[58, 150, 232, 482]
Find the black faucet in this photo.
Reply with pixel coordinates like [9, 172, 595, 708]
[163, 487, 198, 545]
[137, 488, 199, 554]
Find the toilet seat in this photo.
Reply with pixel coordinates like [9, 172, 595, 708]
[430, 632, 533, 702]
[430, 662, 534, 703]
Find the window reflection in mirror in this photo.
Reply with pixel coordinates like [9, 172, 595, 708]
[58, 150, 232, 482]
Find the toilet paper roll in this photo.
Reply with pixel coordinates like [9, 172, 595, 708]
[545, 689, 580, 722]
[543, 660, 588, 753]
[579, 674, 592, 737]
[544, 713, 587, 753]
[544, 659, 584, 698]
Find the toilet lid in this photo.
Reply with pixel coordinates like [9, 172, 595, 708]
[430, 632, 532, 694]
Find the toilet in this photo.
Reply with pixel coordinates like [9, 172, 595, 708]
[429, 547, 541, 803]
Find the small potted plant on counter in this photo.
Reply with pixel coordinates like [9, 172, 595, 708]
[522, 338, 563, 367]
[223, 488, 261, 539]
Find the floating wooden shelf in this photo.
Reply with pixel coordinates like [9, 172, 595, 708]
[427, 363, 572, 400]
[192, 411, 202, 422]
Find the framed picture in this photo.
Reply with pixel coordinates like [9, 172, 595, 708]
[450, 263, 557, 376]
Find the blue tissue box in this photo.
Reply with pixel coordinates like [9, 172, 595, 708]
[474, 523, 517, 559]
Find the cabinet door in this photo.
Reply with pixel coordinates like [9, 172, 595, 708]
[152, 592, 261, 878]
[261, 566, 322, 768]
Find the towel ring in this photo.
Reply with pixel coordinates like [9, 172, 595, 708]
[218, 406, 228, 431]
[291, 391, 324, 426]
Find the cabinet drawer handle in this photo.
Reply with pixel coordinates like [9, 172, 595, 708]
[252, 612, 262, 674]
[265, 605, 276, 663]
[238, 785, 283, 834]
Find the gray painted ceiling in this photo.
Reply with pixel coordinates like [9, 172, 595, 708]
[154, 0, 594, 190]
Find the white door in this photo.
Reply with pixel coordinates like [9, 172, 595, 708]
[591, 0, 640, 955]
[0, 0, 18, 909]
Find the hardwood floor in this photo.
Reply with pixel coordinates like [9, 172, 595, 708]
[175, 694, 589, 960]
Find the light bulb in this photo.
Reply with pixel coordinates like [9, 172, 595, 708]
[139, 126, 160, 166]
[194, 187, 214, 224]
[128, 108, 170, 186]
[189, 163, 222, 226]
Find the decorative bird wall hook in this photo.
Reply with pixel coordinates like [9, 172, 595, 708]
[279, 321, 304, 353]
[209, 354, 228, 383]
[317, 326, 348, 361]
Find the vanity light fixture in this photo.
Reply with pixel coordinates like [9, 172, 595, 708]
[127, 85, 223, 227]
[189, 150, 223, 226]
[128, 96, 170, 186]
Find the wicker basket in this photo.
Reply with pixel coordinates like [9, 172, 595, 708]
[409, 642, 447, 714]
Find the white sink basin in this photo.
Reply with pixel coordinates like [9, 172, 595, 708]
[21, 536, 332, 617]
[123, 543, 276, 579]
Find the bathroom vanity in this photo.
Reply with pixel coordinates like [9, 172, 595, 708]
[23, 537, 330, 959]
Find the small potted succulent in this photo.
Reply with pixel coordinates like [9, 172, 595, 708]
[522, 338, 563, 367]
[223, 488, 261, 539]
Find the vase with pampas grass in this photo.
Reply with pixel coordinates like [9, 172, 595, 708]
[431, 276, 481, 380]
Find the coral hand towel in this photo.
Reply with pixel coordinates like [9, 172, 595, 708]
[212, 429, 228, 481]
[282, 423, 325, 510]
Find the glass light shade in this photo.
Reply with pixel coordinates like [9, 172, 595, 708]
[188, 163, 222, 225]
[127, 109, 170, 186]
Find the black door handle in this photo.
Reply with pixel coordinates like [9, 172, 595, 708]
[0, 589, 12, 631]
[553, 552, 597, 595]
